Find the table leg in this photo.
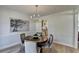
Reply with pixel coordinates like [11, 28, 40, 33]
[40, 47, 42, 53]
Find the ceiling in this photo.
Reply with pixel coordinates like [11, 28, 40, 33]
[1, 5, 78, 17]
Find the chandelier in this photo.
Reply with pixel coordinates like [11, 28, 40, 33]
[30, 5, 40, 19]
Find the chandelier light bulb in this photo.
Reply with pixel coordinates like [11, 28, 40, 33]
[30, 16, 32, 19]
[38, 14, 40, 17]
[30, 5, 40, 19]
[33, 14, 35, 17]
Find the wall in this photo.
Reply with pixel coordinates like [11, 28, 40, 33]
[40, 10, 74, 47]
[0, 6, 76, 49]
[0, 7, 30, 49]
[30, 18, 42, 35]
[30, 19, 36, 35]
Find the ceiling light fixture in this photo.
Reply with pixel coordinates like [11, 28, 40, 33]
[30, 5, 40, 19]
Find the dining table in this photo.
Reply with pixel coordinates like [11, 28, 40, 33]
[24, 35, 48, 53]
[24, 35, 48, 43]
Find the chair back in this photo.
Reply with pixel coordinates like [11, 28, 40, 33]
[48, 34, 53, 47]
[25, 41, 37, 53]
[20, 33, 25, 44]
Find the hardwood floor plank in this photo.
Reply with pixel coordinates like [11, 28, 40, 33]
[42, 43, 79, 53]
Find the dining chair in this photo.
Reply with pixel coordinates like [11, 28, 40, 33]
[37, 37, 48, 53]
[25, 41, 37, 53]
[37, 34, 53, 53]
[20, 33, 26, 53]
[20, 33, 25, 44]
[47, 34, 53, 48]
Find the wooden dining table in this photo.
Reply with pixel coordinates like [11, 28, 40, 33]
[24, 35, 48, 53]
[24, 35, 48, 43]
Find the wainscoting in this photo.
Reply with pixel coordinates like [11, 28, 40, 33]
[0, 43, 21, 53]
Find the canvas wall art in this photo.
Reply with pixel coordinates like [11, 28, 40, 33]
[10, 18, 29, 32]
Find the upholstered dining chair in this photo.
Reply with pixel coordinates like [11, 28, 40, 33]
[37, 39, 48, 53]
[20, 33, 26, 52]
[25, 41, 37, 53]
[37, 34, 53, 53]
[47, 34, 53, 48]
[20, 33, 25, 44]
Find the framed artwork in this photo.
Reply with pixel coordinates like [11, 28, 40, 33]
[10, 18, 29, 32]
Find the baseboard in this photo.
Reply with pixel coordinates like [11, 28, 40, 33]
[53, 41, 74, 48]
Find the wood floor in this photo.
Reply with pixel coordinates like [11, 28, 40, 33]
[42, 43, 79, 53]
[1, 43, 79, 53]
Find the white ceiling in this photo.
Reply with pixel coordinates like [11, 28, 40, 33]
[1, 5, 78, 17]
